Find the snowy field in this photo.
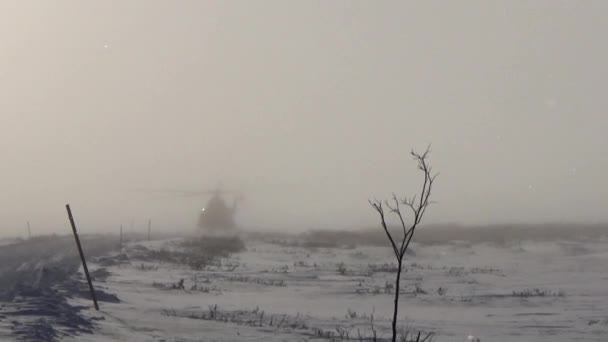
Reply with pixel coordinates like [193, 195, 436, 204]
[53, 233, 608, 342]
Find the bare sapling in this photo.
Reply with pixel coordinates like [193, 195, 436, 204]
[369, 146, 437, 342]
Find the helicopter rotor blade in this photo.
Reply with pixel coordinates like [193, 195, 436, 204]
[132, 188, 240, 198]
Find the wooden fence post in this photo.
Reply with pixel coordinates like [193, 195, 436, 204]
[66, 204, 99, 311]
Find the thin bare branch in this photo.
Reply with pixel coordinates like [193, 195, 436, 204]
[369, 146, 437, 342]
[369, 200, 400, 258]
[390, 195, 410, 256]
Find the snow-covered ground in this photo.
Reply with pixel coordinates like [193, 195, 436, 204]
[66, 235, 608, 342]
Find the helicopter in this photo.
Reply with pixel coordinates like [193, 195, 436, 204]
[140, 184, 243, 235]
[197, 187, 241, 233]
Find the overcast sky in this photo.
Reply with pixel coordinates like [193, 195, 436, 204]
[1, 1, 607, 237]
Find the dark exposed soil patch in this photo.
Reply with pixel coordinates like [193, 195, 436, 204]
[0, 235, 118, 341]
[3, 283, 96, 341]
[95, 253, 130, 267]
[89, 268, 111, 282]
[127, 236, 246, 271]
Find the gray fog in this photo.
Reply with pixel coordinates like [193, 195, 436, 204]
[1, 1, 607, 237]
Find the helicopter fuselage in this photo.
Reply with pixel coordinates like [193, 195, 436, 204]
[197, 193, 237, 231]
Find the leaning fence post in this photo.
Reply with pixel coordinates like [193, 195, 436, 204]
[66, 204, 99, 311]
